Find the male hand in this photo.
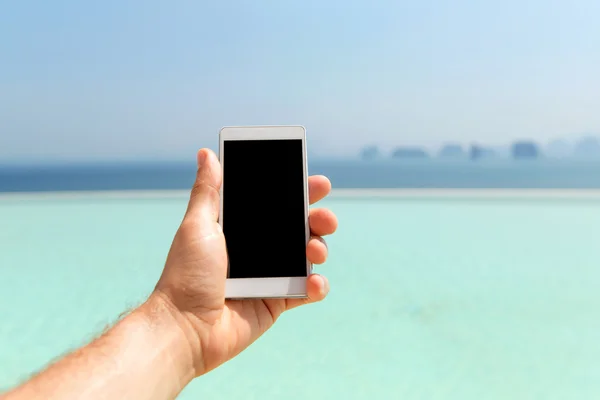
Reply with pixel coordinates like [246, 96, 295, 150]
[154, 148, 338, 375]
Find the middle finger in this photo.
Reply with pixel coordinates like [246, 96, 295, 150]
[309, 208, 338, 236]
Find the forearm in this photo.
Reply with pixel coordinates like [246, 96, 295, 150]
[5, 292, 200, 400]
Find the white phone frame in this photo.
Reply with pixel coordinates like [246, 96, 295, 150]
[219, 125, 312, 299]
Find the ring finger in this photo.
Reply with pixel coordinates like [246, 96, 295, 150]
[307, 236, 328, 265]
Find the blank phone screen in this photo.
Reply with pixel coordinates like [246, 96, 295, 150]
[222, 139, 308, 279]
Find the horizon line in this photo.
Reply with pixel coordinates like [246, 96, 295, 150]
[3, 188, 600, 201]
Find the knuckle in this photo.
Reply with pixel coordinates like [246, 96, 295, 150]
[189, 180, 220, 216]
[178, 218, 200, 239]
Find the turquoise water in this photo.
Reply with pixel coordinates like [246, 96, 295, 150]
[2, 194, 600, 399]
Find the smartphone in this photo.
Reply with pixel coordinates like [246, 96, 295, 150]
[219, 125, 312, 299]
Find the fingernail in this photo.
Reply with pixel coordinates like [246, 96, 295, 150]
[197, 150, 207, 168]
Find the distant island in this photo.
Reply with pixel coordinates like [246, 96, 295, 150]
[438, 144, 466, 158]
[391, 147, 429, 159]
[512, 141, 540, 159]
[359, 145, 381, 161]
[574, 136, 600, 158]
[360, 135, 600, 162]
[469, 144, 496, 161]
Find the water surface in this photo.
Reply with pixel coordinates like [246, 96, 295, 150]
[1, 194, 599, 399]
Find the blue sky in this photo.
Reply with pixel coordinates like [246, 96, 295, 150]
[1, 0, 600, 162]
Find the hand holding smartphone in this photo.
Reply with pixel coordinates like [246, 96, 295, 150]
[219, 125, 311, 299]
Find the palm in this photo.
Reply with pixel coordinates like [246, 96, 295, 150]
[215, 300, 284, 362]
[194, 297, 302, 373]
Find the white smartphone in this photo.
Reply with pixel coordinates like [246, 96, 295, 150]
[219, 125, 312, 299]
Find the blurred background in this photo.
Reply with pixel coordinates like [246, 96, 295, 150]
[2, 1, 600, 399]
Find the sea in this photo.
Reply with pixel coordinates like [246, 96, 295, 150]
[2, 160, 600, 399]
[3, 159, 600, 192]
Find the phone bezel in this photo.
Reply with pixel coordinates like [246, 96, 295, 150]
[219, 125, 312, 299]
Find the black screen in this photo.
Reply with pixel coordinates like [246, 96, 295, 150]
[222, 139, 308, 278]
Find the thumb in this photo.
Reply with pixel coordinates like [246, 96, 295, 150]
[184, 148, 222, 229]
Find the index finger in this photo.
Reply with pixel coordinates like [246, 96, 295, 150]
[308, 175, 331, 204]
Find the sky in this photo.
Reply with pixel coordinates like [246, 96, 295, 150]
[1, 0, 600, 162]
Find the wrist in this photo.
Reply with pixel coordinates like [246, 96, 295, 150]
[138, 290, 205, 380]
